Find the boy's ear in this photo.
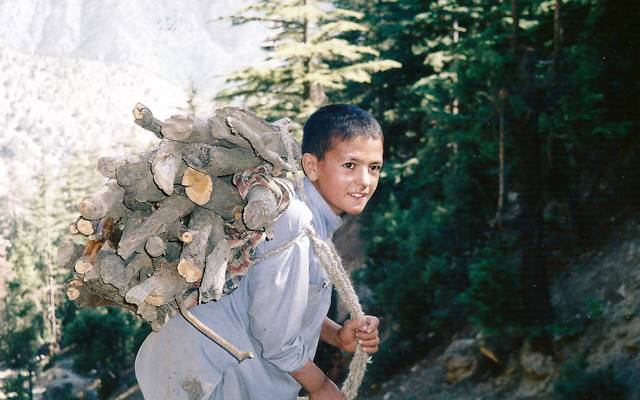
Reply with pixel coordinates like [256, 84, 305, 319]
[301, 153, 319, 182]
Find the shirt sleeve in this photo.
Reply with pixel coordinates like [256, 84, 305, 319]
[245, 201, 313, 373]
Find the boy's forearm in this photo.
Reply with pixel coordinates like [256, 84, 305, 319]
[290, 359, 343, 399]
[320, 316, 343, 348]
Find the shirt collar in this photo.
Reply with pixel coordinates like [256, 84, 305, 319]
[302, 177, 342, 238]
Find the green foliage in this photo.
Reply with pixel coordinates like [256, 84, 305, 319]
[216, 0, 400, 121]
[555, 360, 628, 400]
[63, 307, 150, 398]
[2, 373, 31, 400]
[460, 246, 522, 333]
[1, 222, 46, 370]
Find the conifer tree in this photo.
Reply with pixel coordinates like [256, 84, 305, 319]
[216, 0, 400, 121]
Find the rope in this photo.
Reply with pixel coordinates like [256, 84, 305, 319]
[305, 226, 370, 400]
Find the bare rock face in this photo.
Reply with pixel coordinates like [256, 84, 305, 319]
[440, 339, 481, 383]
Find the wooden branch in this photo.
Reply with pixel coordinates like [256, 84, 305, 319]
[182, 168, 213, 206]
[199, 215, 230, 302]
[67, 278, 136, 312]
[133, 103, 163, 139]
[243, 185, 278, 231]
[178, 297, 253, 362]
[225, 108, 292, 172]
[78, 180, 126, 221]
[75, 218, 114, 274]
[182, 142, 262, 177]
[209, 110, 254, 150]
[152, 139, 186, 195]
[162, 114, 216, 143]
[166, 223, 194, 243]
[97, 151, 154, 179]
[117, 195, 194, 259]
[177, 207, 219, 283]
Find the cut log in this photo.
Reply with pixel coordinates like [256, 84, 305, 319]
[145, 235, 167, 258]
[150, 305, 176, 332]
[98, 253, 128, 294]
[116, 159, 166, 203]
[78, 180, 127, 221]
[119, 211, 149, 252]
[177, 207, 219, 283]
[133, 103, 163, 139]
[199, 215, 231, 302]
[57, 241, 85, 271]
[97, 151, 154, 180]
[152, 139, 186, 195]
[182, 168, 213, 206]
[76, 218, 96, 236]
[198, 176, 245, 220]
[182, 142, 263, 177]
[68, 278, 136, 312]
[117, 195, 194, 259]
[125, 261, 188, 306]
[162, 114, 216, 143]
[243, 185, 279, 231]
[67, 279, 116, 308]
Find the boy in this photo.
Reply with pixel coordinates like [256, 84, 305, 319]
[135, 104, 383, 400]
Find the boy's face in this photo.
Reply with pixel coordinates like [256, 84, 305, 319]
[303, 136, 384, 215]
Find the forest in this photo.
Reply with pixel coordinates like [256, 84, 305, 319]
[1, 0, 639, 399]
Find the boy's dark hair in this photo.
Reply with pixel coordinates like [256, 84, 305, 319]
[302, 104, 383, 160]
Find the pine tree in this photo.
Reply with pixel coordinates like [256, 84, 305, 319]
[216, 0, 400, 122]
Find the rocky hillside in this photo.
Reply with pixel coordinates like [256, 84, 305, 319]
[361, 213, 640, 400]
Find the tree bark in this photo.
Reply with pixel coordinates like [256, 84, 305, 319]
[510, 0, 553, 327]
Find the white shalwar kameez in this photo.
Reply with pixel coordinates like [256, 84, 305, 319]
[135, 178, 341, 400]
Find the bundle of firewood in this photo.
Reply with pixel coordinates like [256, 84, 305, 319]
[58, 104, 300, 332]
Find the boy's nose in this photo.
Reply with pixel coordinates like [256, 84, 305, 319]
[356, 167, 371, 187]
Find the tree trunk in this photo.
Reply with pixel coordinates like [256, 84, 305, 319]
[510, 0, 553, 328]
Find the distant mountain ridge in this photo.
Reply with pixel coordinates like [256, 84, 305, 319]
[0, 0, 267, 96]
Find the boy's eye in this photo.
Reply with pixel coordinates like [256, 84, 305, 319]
[370, 165, 382, 172]
[344, 162, 355, 169]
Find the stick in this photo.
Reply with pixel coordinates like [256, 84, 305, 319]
[177, 297, 254, 362]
